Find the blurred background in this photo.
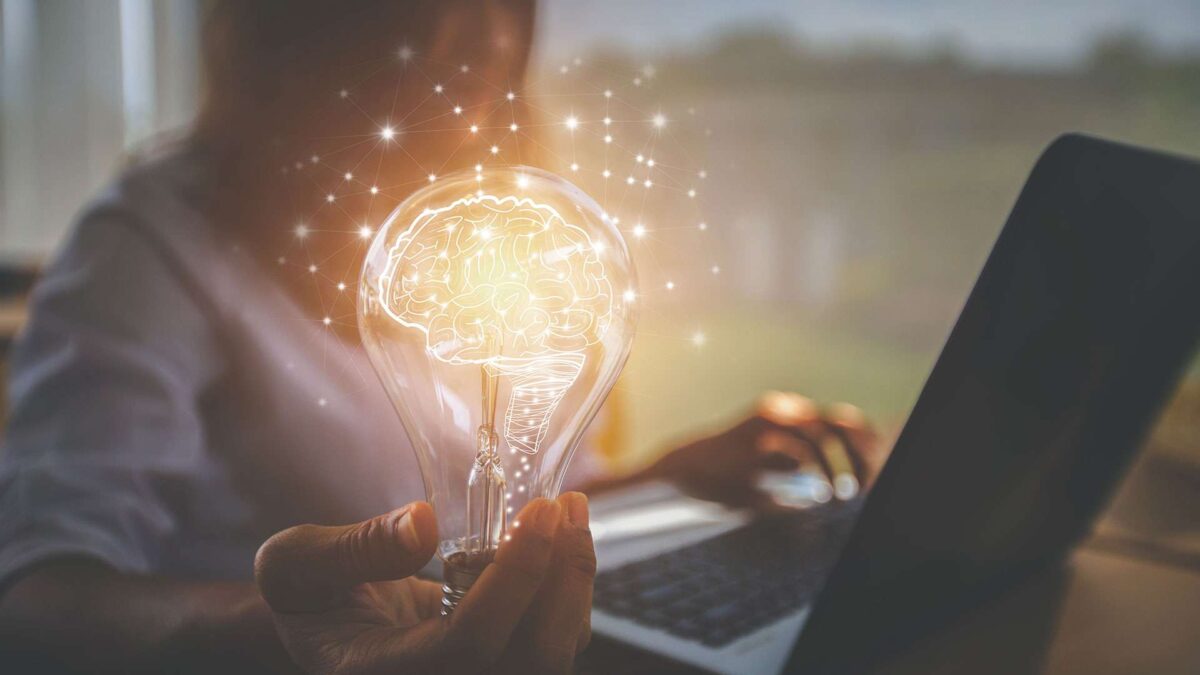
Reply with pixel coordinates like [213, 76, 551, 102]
[2, 0, 1198, 561]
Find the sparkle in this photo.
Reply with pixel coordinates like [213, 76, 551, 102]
[398, 45, 414, 61]
[358, 225, 372, 239]
[474, 164, 483, 172]
[370, 185, 379, 195]
[322, 316, 332, 326]
[460, 64, 469, 73]
[711, 265, 721, 275]
[653, 113, 667, 128]
[453, 105, 463, 115]
[698, 222, 708, 231]
[310, 155, 319, 164]
[691, 331, 707, 347]
[602, 169, 611, 178]
[570, 162, 579, 172]
[603, 89, 613, 98]
[428, 173, 437, 182]
[643, 179, 653, 188]
[699, 170, 708, 179]
[338, 89, 348, 99]
[516, 174, 530, 188]
[509, 122, 519, 132]
[380, 125, 395, 141]
[469, 124, 478, 134]
[625, 176, 635, 185]
[506, 91, 515, 101]
[308, 264, 318, 273]
[294, 224, 309, 239]
[318, 397, 328, 406]
[325, 194, 335, 203]
[604, 134, 613, 144]
[343, 172, 353, 180]
[337, 282, 347, 291]
[564, 115, 579, 130]
[688, 189, 697, 198]
[646, 158, 655, 167]
[603, 116, 612, 126]
[434, 84, 443, 94]
[666, 281, 675, 290]
[490, 145, 500, 155]
[632, 224, 646, 238]
[623, 289, 637, 303]
[636, 154, 644, 163]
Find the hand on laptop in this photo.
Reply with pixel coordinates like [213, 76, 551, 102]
[254, 495, 594, 674]
[639, 392, 885, 510]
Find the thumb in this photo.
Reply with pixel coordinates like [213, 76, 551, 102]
[255, 501, 438, 612]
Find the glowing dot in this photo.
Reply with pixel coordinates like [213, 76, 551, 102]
[434, 84, 443, 93]
[343, 172, 353, 180]
[559, 65, 569, 74]
[516, 174, 530, 188]
[699, 170, 708, 179]
[699, 222, 708, 231]
[460, 64, 469, 73]
[469, 124, 478, 133]
[636, 154, 644, 163]
[380, 126, 395, 141]
[691, 331, 707, 347]
[711, 265, 721, 274]
[603, 116, 612, 126]
[339, 89, 348, 99]
[688, 189, 697, 198]
[337, 282, 346, 291]
[370, 186, 379, 195]
[453, 105, 463, 115]
[322, 316, 331, 326]
[325, 194, 335, 203]
[294, 224, 309, 239]
[643, 179, 652, 188]
[308, 264, 318, 273]
[506, 91, 516, 101]
[604, 134, 613, 144]
[318, 397, 327, 406]
[666, 281, 675, 290]
[593, 242, 606, 254]
[602, 169, 611, 178]
[653, 113, 666, 128]
[570, 162, 579, 172]
[647, 158, 656, 167]
[632, 224, 646, 238]
[310, 155, 319, 164]
[428, 173, 437, 182]
[634, 77, 643, 86]
[564, 115, 579, 130]
[623, 289, 636, 302]
[490, 145, 500, 155]
[398, 45, 414, 61]
[513, 520, 521, 528]
[504, 534, 512, 541]
[358, 226, 372, 239]
[509, 122, 519, 132]
[277, 257, 286, 265]
[604, 89, 613, 98]
[514, 471, 522, 478]
[625, 176, 635, 185]
[518, 485, 526, 492]
[474, 164, 483, 172]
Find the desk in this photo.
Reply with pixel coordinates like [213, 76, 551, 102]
[578, 544, 1200, 674]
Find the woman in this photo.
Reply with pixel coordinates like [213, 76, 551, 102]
[0, 1, 881, 671]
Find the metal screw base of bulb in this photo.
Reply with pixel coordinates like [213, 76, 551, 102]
[441, 552, 492, 616]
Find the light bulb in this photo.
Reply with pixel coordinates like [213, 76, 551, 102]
[358, 166, 637, 613]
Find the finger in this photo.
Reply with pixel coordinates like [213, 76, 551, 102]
[446, 499, 562, 669]
[826, 402, 885, 488]
[528, 493, 596, 672]
[254, 501, 437, 612]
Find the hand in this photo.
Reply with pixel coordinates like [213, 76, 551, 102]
[643, 392, 886, 509]
[254, 494, 595, 674]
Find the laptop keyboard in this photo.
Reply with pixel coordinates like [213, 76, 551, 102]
[593, 503, 859, 648]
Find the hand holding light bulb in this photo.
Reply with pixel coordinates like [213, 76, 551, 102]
[359, 166, 636, 612]
[255, 494, 595, 674]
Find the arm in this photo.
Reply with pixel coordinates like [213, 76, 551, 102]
[0, 561, 292, 673]
[0, 213, 282, 669]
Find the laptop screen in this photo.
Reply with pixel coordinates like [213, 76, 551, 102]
[789, 134, 1200, 672]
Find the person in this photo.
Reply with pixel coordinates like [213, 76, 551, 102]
[0, 1, 882, 672]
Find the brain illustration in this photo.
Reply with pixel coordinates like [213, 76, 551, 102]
[380, 193, 613, 363]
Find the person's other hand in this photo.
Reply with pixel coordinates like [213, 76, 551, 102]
[254, 494, 594, 674]
[644, 392, 887, 510]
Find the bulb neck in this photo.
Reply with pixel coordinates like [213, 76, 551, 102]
[441, 551, 493, 615]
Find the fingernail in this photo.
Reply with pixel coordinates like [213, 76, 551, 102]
[562, 492, 589, 528]
[393, 508, 422, 551]
[531, 499, 562, 538]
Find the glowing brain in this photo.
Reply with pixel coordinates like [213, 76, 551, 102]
[379, 193, 614, 454]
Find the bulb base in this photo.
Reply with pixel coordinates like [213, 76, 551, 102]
[441, 551, 493, 615]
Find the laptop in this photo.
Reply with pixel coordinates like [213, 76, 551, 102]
[587, 134, 1200, 674]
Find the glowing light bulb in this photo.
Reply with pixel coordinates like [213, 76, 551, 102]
[358, 166, 637, 614]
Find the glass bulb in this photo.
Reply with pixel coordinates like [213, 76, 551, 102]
[358, 166, 637, 612]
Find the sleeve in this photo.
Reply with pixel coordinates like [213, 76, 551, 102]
[0, 209, 224, 589]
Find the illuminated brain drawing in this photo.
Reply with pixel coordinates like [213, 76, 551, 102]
[379, 193, 614, 454]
